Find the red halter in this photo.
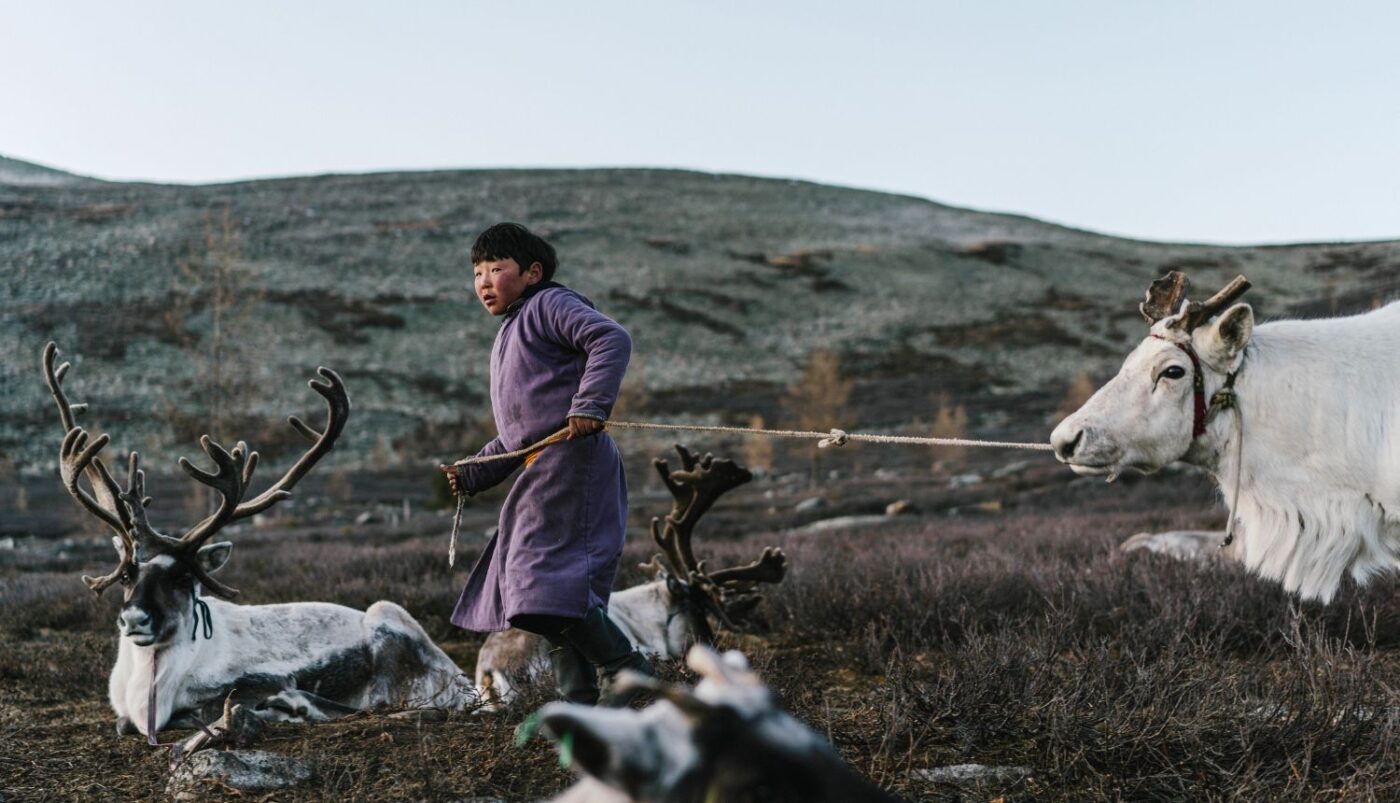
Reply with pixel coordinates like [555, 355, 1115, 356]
[1151, 334, 1210, 439]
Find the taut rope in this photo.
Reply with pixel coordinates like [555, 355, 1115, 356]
[442, 419, 1052, 565]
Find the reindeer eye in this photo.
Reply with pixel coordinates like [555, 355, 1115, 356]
[1158, 366, 1187, 381]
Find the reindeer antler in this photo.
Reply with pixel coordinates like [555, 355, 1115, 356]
[650, 444, 786, 633]
[43, 342, 350, 600]
[650, 445, 752, 584]
[169, 367, 349, 598]
[1178, 274, 1251, 331]
[1140, 271, 1190, 324]
[1140, 272, 1252, 331]
[44, 343, 151, 595]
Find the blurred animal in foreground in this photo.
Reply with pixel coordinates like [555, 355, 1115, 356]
[1052, 273, 1400, 602]
[43, 343, 472, 740]
[1120, 529, 1236, 562]
[475, 445, 786, 710]
[538, 645, 902, 803]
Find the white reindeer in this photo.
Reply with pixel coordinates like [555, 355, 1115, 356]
[474, 445, 786, 709]
[43, 343, 473, 738]
[1119, 530, 1236, 562]
[1051, 273, 1400, 602]
[537, 645, 902, 803]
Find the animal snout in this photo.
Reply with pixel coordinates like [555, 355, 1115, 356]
[118, 609, 151, 634]
[1051, 426, 1085, 461]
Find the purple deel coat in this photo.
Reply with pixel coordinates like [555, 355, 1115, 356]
[450, 285, 632, 633]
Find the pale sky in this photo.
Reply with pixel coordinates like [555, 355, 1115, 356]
[4, 1, 1398, 245]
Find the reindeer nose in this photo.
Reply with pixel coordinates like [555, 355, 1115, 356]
[1053, 428, 1084, 461]
[119, 609, 151, 630]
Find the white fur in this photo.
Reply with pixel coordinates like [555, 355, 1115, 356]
[540, 647, 870, 803]
[1120, 530, 1236, 562]
[1054, 301, 1400, 602]
[111, 595, 472, 735]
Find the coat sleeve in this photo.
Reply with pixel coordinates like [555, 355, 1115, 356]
[453, 436, 523, 495]
[539, 292, 633, 422]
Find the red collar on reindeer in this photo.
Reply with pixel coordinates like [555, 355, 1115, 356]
[1140, 271, 1250, 441]
[1153, 337, 1232, 444]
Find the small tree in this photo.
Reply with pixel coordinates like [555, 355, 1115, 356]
[742, 414, 774, 475]
[928, 394, 969, 470]
[784, 348, 855, 485]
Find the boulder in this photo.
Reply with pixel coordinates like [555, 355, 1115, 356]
[167, 750, 314, 801]
[909, 763, 1033, 794]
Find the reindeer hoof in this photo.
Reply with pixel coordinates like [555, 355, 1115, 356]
[115, 716, 138, 736]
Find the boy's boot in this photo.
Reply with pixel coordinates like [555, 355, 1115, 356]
[544, 638, 600, 705]
[558, 606, 657, 705]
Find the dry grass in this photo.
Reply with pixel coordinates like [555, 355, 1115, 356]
[5, 477, 1400, 801]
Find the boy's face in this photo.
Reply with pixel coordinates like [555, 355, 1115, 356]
[473, 257, 542, 315]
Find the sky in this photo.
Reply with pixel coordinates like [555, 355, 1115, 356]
[4, 1, 1398, 245]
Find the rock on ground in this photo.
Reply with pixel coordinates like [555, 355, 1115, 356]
[166, 749, 314, 800]
[909, 763, 1033, 793]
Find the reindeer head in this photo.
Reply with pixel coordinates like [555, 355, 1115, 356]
[537, 645, 895, 803]
[1050, 272, 1252, 477]
[646, 445, 787, 652]
[42, 342, 349, 647]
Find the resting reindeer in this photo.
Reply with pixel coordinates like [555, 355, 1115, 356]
[42, 343, 472, 738]
[475, 445, 786, 709]
[537, 645, 902, 803]
[1051, 273, 1400, 602]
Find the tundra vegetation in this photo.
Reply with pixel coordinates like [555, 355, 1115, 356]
[8, 461, 1400, 800]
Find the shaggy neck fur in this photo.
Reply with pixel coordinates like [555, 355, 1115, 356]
[1186, 306, 1400, 602]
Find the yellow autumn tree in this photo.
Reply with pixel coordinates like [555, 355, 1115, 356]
[784, 348, 855, 483]
[1056, 371, 1097, 423]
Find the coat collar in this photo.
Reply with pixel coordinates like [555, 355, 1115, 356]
[504, 280, 564, 318]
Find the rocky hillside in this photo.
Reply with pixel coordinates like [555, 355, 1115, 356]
[2, 157, 1397, 474]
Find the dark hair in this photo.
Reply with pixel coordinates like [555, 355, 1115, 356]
[470, 222, 558, 281]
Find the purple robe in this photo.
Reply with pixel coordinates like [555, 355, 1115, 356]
[450, 286, 632, 632]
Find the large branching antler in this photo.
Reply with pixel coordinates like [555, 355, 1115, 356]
[43, 341, 350, 600]
[650, 445, 753, 584]
[44, 343, 148, 595]
[179, 368, 349, 545]
[171, 367, 349, 598]
[1140, 271, 1252, 331]
[649, 444, 787, 632]
[45, 343, 130, 537]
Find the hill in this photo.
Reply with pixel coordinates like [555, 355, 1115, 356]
[2, 163, 1397, 476]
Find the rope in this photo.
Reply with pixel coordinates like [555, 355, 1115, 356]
[449, 420, 1051, 469]
[441, 419, 1050, 565]
[1219, 403, 1245, 549]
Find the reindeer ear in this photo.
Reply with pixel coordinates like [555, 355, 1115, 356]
[665, 572, 686, 598]
[1198, 303, 1253, 368]
[197, 541, 233, 574]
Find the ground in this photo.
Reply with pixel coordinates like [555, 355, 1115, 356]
[6, 460, 1400, 802]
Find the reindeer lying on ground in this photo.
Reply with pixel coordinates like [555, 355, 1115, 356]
[43, 343, 472, 738]
[475, 445, 786, 710]
[537, 645, 902, 803]
[1120, 529, 1237, 562]
[1052, 273, 1400, 602]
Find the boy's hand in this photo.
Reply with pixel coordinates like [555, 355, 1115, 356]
[567, 416, 604, 439]
[440, 464, 464, 496]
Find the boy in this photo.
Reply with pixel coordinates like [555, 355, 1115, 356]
[442, 222, 653, 705]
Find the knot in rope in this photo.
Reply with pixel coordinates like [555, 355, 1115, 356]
[817, 428, 849, 449]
